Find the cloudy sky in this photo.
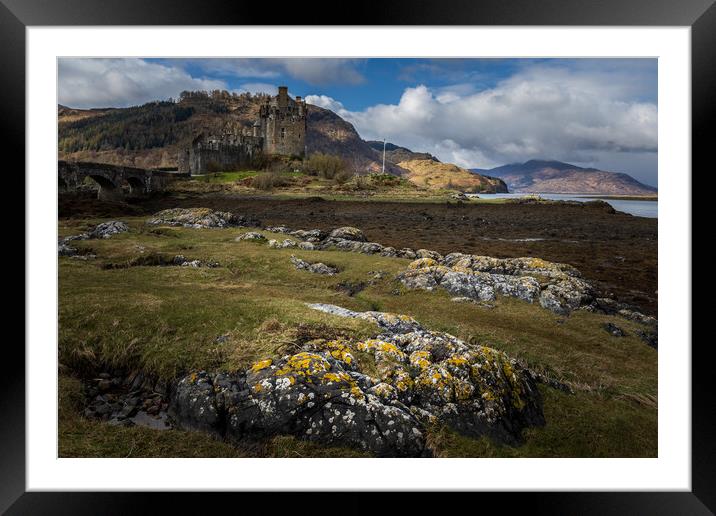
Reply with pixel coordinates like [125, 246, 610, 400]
[58, 58, 658, 186]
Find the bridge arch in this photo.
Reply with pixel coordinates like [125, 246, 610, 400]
[125, 176, 146, 196]
[87, 174, 122, 201]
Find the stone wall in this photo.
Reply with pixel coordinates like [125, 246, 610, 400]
[180, 136, 263, 175]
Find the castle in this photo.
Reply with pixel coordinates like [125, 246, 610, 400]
[178, 86, 307, 175]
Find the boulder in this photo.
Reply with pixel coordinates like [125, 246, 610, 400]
[635, 329, 658, 349]
[400, 254, 593, 315]
[268, 239, 299, 249]
[58, 241, 78, 257]
[264, 226, 292, 234]
[602, 322, 626, 337]
[290, 255, 338, 275]
[290, 229, 328, 242]
[147, 208, 258, 229]
[329, 227, 366, 242]
[236, 232, 266, 242]
[415, 249, 443, 261]
[87, 220, 129, 239]
[170, 304, 544, 456]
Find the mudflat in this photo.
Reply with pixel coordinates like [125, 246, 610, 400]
[60, 193, 657, 315]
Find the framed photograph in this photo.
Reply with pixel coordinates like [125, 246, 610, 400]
[8, 0, 712, 511]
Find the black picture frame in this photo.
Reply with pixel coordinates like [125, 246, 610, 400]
[5, 0, 712, 512]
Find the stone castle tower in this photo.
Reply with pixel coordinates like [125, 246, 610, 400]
[259, 86, 307, 157]
[178, 86, 307, 175]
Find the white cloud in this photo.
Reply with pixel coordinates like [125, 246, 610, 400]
[58, 58, 228, 109]
[179, 58, 365, 86]
[306, 64, 657, 184]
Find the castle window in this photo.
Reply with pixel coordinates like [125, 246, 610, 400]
[280, 128, 286, 138]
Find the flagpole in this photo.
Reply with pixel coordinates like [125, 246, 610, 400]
[382, 138, 386, 174]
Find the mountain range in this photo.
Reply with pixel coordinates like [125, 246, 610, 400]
[470, 160, 657, 195]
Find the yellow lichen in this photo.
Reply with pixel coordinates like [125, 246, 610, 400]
[409, 350, 432, 370]
[317, 339, 355, 365]
[357, 339, 406, 361]
[446, 354, 469, 367]
[250, 358, 273, 373]
[274, 352, 331, 379]
[408, 258, 438, 269]
[323, 371, 352, 384]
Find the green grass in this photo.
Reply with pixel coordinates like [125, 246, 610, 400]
[58, 217, 657, 457]
[168, 172, 512, 204]
[192, 170, 306, 184]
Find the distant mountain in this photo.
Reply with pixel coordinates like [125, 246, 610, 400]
[366, 140, 438, 165]
[57, 91, 405, 175]
[399, 159, 508, 193]
[471, 159, 657, 195]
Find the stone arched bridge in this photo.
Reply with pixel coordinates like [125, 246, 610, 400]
[59, 160, 174, 200]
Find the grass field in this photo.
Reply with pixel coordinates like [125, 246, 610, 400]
[58, 217, 657, 457]
[167, 170, 512, 204]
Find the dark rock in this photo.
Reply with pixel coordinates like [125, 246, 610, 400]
[636, 329, 658, 349]
[603, 322, 626, 337]
[335, 281, 366, 297]
[290, 255, 338, 275]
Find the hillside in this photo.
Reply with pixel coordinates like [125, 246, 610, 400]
[366, 140, 438, 164]
[398, 159, 508, 193]
[473, 159, 657, 195]
[58, 91, 404, 175]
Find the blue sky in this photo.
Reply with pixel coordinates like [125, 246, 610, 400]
[58, 58, 658, 186]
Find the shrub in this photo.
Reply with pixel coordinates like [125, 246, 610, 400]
[305, 153, 345, 179]
[251, 172, 289, 191]
[334, 170, 354, 185]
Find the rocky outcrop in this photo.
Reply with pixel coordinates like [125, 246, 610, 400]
[268, 238, 299, 249]
[328, 227, 366, 242]
[147, 208, 259, 229]
[399, 256, 593, 315]
[169, 304, 545, 456]
[88, 221, 130, 239]
[259, 223, 655, 329]
[290, 255, 338, 275]
[235, 232, 266, 242]
[58, 220, 129, 256]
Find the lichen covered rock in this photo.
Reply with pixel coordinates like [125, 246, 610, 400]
[329, 226, 367, 242]
[400, 255, 592, 314]
[268, 238, 299, 249]
[290, 229, 328, 242]
[170, 304, 544, 456]
[147, 208, 258, 229]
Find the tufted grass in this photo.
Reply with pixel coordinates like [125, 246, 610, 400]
[58, 217, 657, 457]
